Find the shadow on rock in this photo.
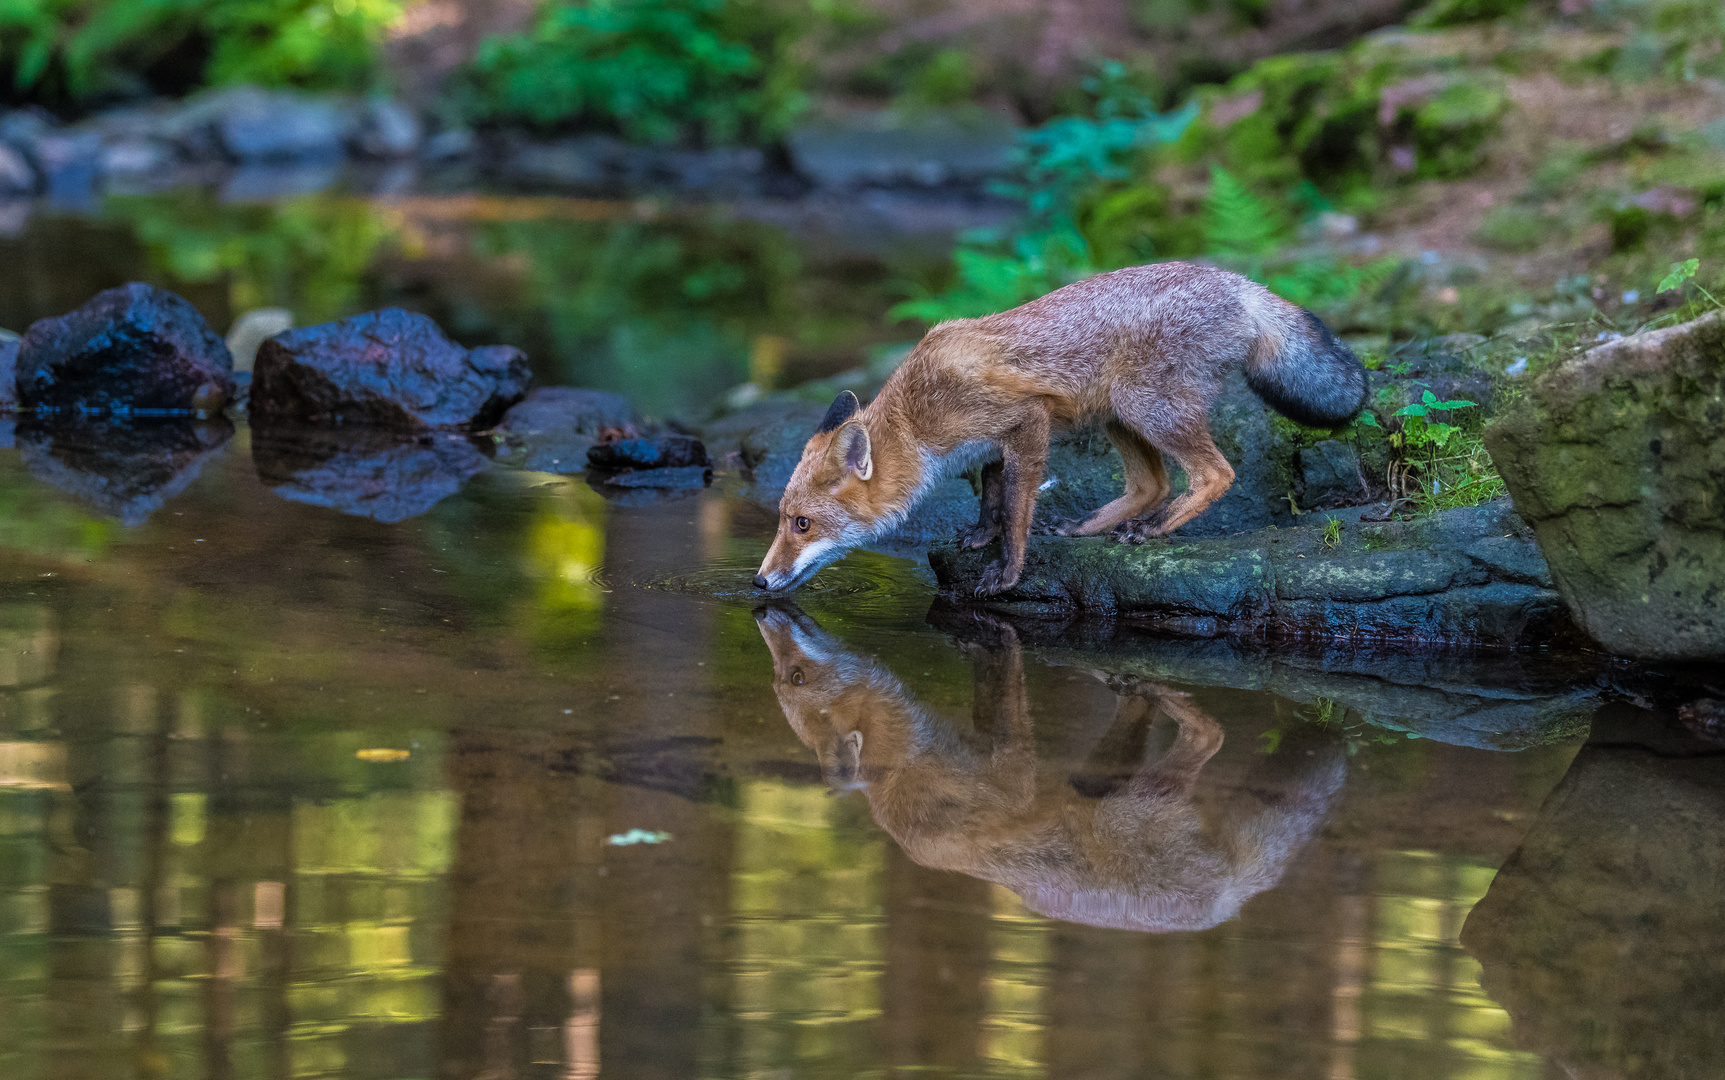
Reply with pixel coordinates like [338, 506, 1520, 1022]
[927, 602, 1603, 751]
[15, 416, 233, 526]
[1461, 703, 1725, 1079]
[253, 425, 491, 523]
[756, 603, 1345, 932]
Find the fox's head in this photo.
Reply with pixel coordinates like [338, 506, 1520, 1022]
[753, 391, 878, 591]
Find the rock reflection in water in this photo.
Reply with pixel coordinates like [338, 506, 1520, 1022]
[756, 605, 1345, 932]
[14, 416, 233, 525]
[1461, 704, 1725, 1080]
[252, 425, 490, 523]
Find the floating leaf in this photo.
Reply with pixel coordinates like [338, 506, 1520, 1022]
[356, 748, 410, 762]
[605, 828, 672, 846]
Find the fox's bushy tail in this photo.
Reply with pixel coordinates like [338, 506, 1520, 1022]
[1242, 296, 1368, 428]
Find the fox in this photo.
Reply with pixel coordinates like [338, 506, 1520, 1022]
[752, 262, 1367, 594]
[754, 605, 1345, 932]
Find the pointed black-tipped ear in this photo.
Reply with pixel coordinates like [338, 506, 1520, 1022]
[816, 390, 860, 434]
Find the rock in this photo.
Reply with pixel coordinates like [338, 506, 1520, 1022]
[587, 434, 710, 472]
[1299, 439, 1370, 508]
[423, 128, 476, 160]
[225, 308, 294, 373]
[930, 499, 1575, 647]
[250, 308, 531, 430]
[594, 464, 711, 489]
[1461, 705, 1725, 1077]
[354, 99, 421, 158]
[221, 163, 342, 202]
[1484, 311, 1725, 660]
[16, 283, 236, 415]
[252, 426, 491, 523]
[100, 138, 176, 177]
[1, 336, 17, 411]
[0, 141, 35, 195]
[33, 131, 102, 205]
[930, 605, 1601, 750]
[15, 416, 234, 526]
[506, 137, 614, 187]
[787, 112, 1018, 189]
[494, 386, 638, 474]
[216, 88, 354, 163]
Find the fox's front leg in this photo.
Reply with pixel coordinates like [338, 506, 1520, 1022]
[958, 459, 1004, 549]
[976, 412, 1050, 596]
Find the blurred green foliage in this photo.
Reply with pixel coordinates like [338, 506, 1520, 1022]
[460, 0, 809, 144]
[0, 0, 401, 106]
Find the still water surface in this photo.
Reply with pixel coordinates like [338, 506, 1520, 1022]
[1, 190, 1721, 1080]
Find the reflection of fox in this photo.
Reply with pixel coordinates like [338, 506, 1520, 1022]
[755, 606, 1345, 932]
[752, 263, 1367, 595]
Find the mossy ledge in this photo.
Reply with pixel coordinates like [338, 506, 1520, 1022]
[930, 499, 1578, 648]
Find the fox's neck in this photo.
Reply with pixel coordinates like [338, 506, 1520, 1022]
[857, 385, 929, 530]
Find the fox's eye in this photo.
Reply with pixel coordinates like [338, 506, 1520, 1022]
[795, 516, 810, 533]
[789, 667, 805, 685]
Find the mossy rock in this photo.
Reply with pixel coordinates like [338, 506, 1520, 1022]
[1484, 311, 1725, 660]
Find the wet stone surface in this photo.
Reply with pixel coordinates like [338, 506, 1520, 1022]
[15, 282, 235, 414]
[250, 308, 531, 431]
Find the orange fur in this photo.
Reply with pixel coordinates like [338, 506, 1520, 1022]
[755, 262, 1366, 594]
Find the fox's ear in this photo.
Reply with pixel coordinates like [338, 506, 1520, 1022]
[831, 421, 872, 481]
[817, 390, 861, 434]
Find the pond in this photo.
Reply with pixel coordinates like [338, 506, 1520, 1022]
[1, 190, 1721, 1080]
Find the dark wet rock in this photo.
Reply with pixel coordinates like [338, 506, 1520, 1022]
[0, 141, 34, 195]
[494, 386, 638, 474]
[586, 434, 712, 495]
[15, 416, 233, 526]
[932, 499, 1575, 647]
[1298, 439, 1370, 508]
[587, 434, 709, 472]
[16, 283, 236, 415]
[216, 88, 354, 162]
[253, 426, 491, 523]
[1, 336, 17, 411]
[354, 99, 421, 159]
[1462, 705, 1725, 1077]
[787, 112, 1018, 189]
[1679, 697, 1725, 744]
[1485, 311, 1725, 660]
[251, 308, 530, 431]
[931, 606, 1601, 750]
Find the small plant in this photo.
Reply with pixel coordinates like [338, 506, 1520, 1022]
[1321, 517, 1342, 548]
[1356, 390, 1504, 513]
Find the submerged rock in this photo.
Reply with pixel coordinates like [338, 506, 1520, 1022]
[250, 308, 531, 431]
[587, 433, 712, 495]
[494, 386, 638, 474]
[253, 425, 491, 523]
[15, 283, 235, 415]
[1485, 312, 1725, 660]
[15, 416, 233, 525]
[1462, 705, 1725, 1076]
[587, 434, 709, 472]
[931, 499, 1574, 647]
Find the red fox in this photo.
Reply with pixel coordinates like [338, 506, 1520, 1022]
[754, 606, 1345, 931]
[752, 262, 1366, 594]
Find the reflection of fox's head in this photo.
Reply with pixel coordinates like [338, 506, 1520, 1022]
[754, 392, 888, 592]
[754, 604, 922, 790]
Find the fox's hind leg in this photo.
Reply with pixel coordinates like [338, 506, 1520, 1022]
[1057, 420, 1170, 536]
[1112, 422, 1235, 544]
[958, 459, 1005, 548]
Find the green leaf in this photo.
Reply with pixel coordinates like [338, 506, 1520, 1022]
[1658, 258, 1699, 293]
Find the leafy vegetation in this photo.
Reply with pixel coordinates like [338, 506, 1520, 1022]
[1, 0, 402, 106]
[460, 0, 808, 144]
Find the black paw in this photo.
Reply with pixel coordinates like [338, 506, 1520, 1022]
[974, 560, 1019, 596]
[1110, 511, 1168, 545]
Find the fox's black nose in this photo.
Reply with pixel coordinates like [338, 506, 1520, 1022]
[753, 574, 769, 589]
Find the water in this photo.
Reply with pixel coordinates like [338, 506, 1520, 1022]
[2, 192, 1722, 1080]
